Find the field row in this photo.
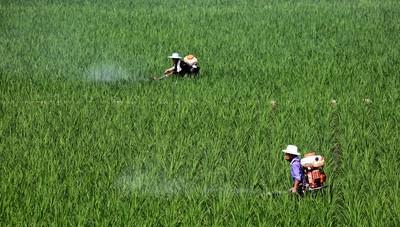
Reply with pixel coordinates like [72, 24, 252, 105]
[0, 98, 374, 105]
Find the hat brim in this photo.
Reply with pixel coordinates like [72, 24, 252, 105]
[282, 150, 300, 156]
[168, 56, 181, 59]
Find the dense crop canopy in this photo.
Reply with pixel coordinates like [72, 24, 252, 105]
[1, 0, 399, 226]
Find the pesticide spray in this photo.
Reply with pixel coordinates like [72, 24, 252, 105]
[86, 61, 148, 82]
[116, 168, 287, 198]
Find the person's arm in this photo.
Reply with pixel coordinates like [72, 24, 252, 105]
[290, 159, 302, 193]
[292, 180, 300, 193]
[164, 67, 174, 76]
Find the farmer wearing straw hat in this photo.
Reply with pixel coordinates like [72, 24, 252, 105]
[153, 52, 198, 80]
[282, 145, 304, 194]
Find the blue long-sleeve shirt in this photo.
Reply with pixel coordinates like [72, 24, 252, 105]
[290, 156, 304, 183]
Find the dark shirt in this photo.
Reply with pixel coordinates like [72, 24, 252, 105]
[173, 60, 190, 76]
[173, 60, 199, 76]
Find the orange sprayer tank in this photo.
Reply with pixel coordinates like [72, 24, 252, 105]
[301, 152, 327, 189]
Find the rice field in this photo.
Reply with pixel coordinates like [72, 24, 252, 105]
[1, 0, 399, 226]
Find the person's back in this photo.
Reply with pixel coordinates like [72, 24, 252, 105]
[168, 56, 200, 77]
[175, 60, 192, 76]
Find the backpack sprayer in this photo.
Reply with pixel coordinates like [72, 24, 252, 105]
[301, 152, 327, 191]
[183, 55, 199, 71]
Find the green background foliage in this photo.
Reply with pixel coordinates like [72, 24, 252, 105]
[1, 0, 399, 225]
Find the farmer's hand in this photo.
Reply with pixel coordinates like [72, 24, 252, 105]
[291, 180, 300, 194]
[164, 67, 174, 74]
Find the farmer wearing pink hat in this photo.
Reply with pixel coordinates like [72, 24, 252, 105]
[282, 145, 304, 194]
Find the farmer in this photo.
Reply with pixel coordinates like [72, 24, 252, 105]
[153, 52, 199, 80]
[282, 145, 304, 195]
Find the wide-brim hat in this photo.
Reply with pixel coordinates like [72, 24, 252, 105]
[282, 145, 301, 156]
[168, 52, 182, 59]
